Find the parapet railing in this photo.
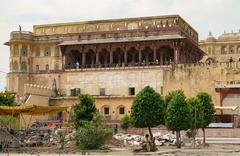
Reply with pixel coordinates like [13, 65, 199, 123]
[10, 31, 34, 41]
[64, 61, 173, 71]
[214, 80, 240, 89]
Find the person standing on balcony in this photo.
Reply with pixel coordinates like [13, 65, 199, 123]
[76, 61, 80, 69]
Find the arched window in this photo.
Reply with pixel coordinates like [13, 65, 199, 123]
[237, 46, 240, 53]
[36, 65, 39, 72]
[208, 47, 211, 54]
[54, 47, 59, 57]
[35, 47, 40, 57]
[102, 106, 110, 115]
[45, 64, 49, 72]
[119, 106, 125, 115]
[221, 46, 227, 54]
[13, 45, 19, 56]
[54, 63, 59, 70]
[44, 47, 51, 56]
[13, 61, 18, 72]
[21, 46, 28, 56]
[20, 62, 27, 72]
[229, 46, 235, 54]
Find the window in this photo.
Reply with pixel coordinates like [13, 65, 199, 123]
[36, 65, 39, 72]
[13, 61, 18, 72]
[230, 46, 235, 54]
[119, 107, 125, 115]
[35, 47, 40, 57]
[104, 107, 109, 115]
[54, 64, 59, 70]
[45, 64, 49, 72]
[20, 62, 27, 72]
[221, 46, 227, 54]
[161, 86, 163, 95]
[129, 87, 135, 95]
[238, 46, 240, 53]
[208, 47, 211, 54]
[13, 45, 19, 56]
[21, 46, 28, 56]
[44, 47, 51, 56]
[70, 88, 81, 96]
[54, 47, 59, 57]
[100, 88, 105, 96]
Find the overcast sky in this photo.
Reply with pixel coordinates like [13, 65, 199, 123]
[0, 0, 239, 90]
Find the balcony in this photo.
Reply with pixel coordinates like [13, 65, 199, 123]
[214, 80, 240, 89]
[10, 31, 34, 42]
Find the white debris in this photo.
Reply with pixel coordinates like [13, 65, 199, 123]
[113, 132, 177, 147]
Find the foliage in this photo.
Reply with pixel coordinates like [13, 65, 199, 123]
[0, 91, 15, 106]
[165, 92, 192, 148]
[130, 86, 165, 138]
[165, 90, 185, 106]
[131, 86, 165, 128]
[186, 97, 204, 129]
[196, 92, 216, 128]
[74, 113, 112, 149]
[73, 94, 98, 128]
[120, 115, 131, 131]
[0, 115, 19, 131]
[165, 92, 191, 131]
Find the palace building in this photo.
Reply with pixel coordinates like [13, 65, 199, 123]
[4, 15, 240, 127]
[199, 31, 240, 63]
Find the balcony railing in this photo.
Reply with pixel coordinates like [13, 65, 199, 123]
[214, 80, 240, 89]
[10, 31, 34, 41]
[64, 61, 173, 70]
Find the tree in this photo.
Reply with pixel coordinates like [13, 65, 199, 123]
[120, 115, 131, 132]
[0, 91, 15, 106]
[196, 92, 215, 145]
[186, 97, 204, 147]
[73, 94, 98, 129]
[130, 86, 165, 140]
[164, 90, 185, 124]
[165, 90, 185, 105]
[165, 92, 192, 148]
[74, 113, 112, 149]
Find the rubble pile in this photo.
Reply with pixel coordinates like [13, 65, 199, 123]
[17, 121, 74, 147]
[113, 133, 177, 147]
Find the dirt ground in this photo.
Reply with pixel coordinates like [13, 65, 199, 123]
[1, 144, 240, 156]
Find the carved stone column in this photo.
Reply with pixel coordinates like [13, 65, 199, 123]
[160, 50, 163, 65]
[110, 48, 113, 64]
[174, 46, 180, 64]
[82, 52, 86, 65]
[124, 46, 127, 63]
[96, 48, 99, 65]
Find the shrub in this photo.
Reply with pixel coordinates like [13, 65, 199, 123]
[120, 115, 131, 132]
[74, 113, 112, 149]
[73, 94, 97, 129]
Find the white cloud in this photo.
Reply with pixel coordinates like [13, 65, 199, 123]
[0, 0, 239, 90]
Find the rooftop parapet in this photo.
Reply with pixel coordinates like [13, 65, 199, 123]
[10, 31, 34, 42]
[33, 15, 198, 43]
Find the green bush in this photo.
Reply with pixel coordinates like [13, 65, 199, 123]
[74, 113, 112, 149]
[120, 115, 131, 131]
[73, 94, 98, 129]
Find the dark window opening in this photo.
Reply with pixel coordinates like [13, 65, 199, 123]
[161, 86, 163, 95]
[129, 87, 135, 95]
[70, 88, 81, 96]
[104, 107, 109, 115]
[119, 107, 125, 115]
[100, 88, 105, 96]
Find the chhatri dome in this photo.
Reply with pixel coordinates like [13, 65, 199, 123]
[218, 30, 240, 41]
[205, 32, 217, 42]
